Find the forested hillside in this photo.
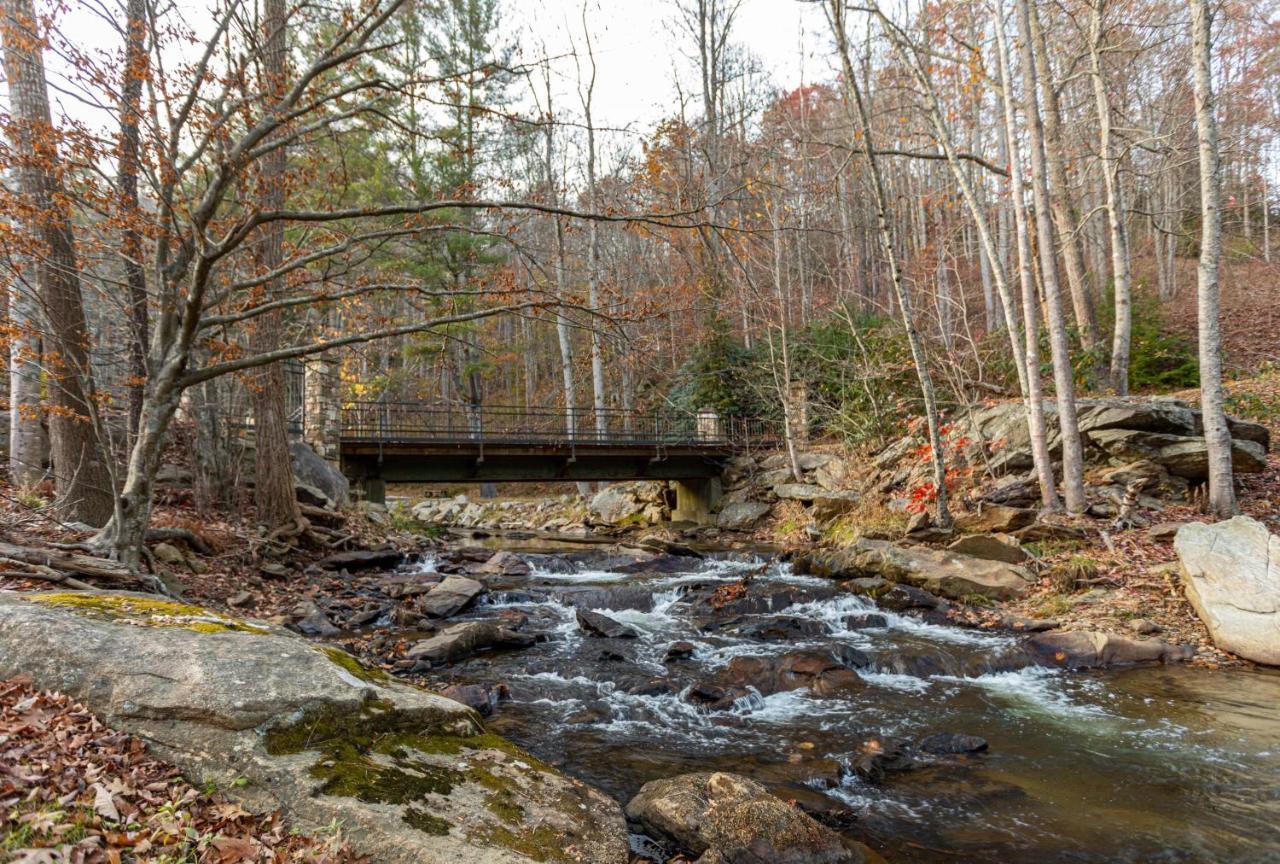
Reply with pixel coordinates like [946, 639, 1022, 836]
[1, 0, 1278, 552]
[3, 1, 1280, 863]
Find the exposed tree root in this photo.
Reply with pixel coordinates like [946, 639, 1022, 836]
[0, 539, 170, 596]
[145, 526, 213, 555]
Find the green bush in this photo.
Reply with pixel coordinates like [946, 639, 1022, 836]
[1123, 295, 1199, 391]
[793, 311, 921, 445]
[666, 319, 771, 419]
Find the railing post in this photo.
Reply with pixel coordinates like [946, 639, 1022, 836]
[303, 356, 340, 461]
[696, 408, 722, 442]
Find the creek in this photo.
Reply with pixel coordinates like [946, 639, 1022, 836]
[404, 546, 1280, 863]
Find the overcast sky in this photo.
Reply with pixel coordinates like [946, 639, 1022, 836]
[35, 0, 831, 149]
[512, 0, 831, 129]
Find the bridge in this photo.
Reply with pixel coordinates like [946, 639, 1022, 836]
[334, 401, 777, 522]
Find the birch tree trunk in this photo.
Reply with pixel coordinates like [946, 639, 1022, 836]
[8, 275, 44, 486]
[1189, 0, 1237, 517]
[1016, 0, 1087, 513]
[579, 28, 607, 444]
[995, 0, 1060, 511]
[1089, 0, 1134, 396]
[829, 0, 951, 527]
[1027, 0, 1101, 351]
[2, 0, 115, 525]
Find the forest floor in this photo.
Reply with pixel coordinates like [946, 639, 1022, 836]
[0, 676, 367, 864]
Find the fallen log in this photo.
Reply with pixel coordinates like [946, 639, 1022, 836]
[0, 541, 166, 594]
[0, 541, 135, 581]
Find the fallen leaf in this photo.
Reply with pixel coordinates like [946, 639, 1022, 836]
[211, 835, 259, 863]
[93, 782, 120, 821]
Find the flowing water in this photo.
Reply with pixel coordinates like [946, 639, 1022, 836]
[413, 549, 1280, 863]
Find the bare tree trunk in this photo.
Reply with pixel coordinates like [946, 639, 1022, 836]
[1089, 0, 1133, 396]
[1264, 169, 1271, 263]
[2, 0, 114, 525]
[7, 275, 44, 486]
[995, 2, 1059, 511]
[767, 203, 804, 483]
[188, 376, 233, 512]
[578, 23, 607, 444]
[1189, 0, 1237, 518]
[1017, 0, 1087, 513]
[539, 65, 590, 497]
[1027, 0, 1101, 350]
[246, 0, 302, 531]
[118, 0, 149, 445]
[829, 0, 950, 527]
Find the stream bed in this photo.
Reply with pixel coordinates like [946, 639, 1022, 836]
[406, 549, 1280, 863]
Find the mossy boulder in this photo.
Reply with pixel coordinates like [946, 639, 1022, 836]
[0, 590, 628, 863]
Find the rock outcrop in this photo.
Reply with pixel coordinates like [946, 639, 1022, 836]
[865, 398, 1269, 508]
[0, 590, 628, 863]
[625, 772, 865, 864]
[1175, 516, 1280, 665]
[800, 539, 1034, 600]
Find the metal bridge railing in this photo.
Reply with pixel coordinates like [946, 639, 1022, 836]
[339, 401, 778, 450]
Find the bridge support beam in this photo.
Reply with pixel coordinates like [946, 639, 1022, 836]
[363, 476, 386, 505]
[671, 477, 721, 525]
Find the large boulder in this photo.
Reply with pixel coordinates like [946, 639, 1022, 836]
[946, 533, 1029, 564]
[407, 620, 535, 666]
[719, 650, 866, 697]
[773, 483, 827, 502]
[290, 441, 350, 507]
[1175, 516, 1280, 665]
[717, 501, 772, 531]
[1022, 630, 1193, 669]
[803, 539, 1034, 600]
[587, 482, 665, 527]
[953, 505, 1036, 534]
[418, 574, 486, 618]
[1088, 429, 1268, 478]
[316, 547, 405, 571]
[0, 591, 627, 863]
[625, 772, 864, 864]
[576, 608, 638, 639]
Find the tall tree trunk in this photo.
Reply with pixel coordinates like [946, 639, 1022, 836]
[579, 31, 607, 445]
[540, 65, 590, 497]
[7, 273, 44, 486]
[995, 1, 1059, 511]
[2, 0, 114, 525]
[118, 0, 149, 445]
[1016, 0, 1087, 513]
[247, 0, 302, 531]
[1189, 0, 1237, 517]
[1027, 0, 1101, 350]
[1089, 0, 1134, 396]
[829, 0, 950, 527]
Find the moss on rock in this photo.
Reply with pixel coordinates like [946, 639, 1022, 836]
[31, 592, 268, 634]
[320, 646, 391, 683]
